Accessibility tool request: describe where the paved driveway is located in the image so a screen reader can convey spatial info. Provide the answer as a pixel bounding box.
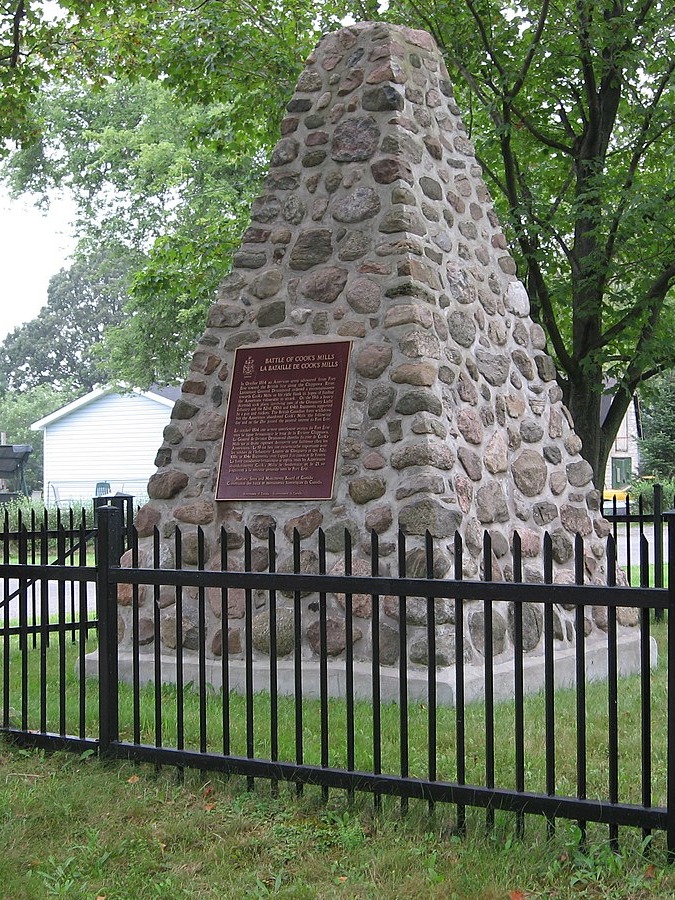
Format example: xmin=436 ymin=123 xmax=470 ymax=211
xmin=1 ymin=576 xmax=96 ymax=623
xmin=608 ymin=522 xmax=668 ymax=581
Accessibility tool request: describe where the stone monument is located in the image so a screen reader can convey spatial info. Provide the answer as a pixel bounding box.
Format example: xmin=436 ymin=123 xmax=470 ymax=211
xmin=117 ymin=21 xmax=640 ymax=696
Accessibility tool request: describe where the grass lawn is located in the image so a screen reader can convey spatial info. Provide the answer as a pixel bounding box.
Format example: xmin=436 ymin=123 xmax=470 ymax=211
xmin=1 ymin=745 xmax=675 ymax=899
xmin=2 ymin=618 xmax=675 ymax=898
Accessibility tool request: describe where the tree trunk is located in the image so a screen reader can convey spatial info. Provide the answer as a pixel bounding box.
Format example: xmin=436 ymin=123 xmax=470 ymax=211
xmin=565 ymin=367 xmax=605 ymax=488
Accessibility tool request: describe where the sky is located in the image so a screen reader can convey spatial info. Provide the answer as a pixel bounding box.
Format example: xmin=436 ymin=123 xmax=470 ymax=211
xmin=0 ymin=191 xmax=76 ymax=342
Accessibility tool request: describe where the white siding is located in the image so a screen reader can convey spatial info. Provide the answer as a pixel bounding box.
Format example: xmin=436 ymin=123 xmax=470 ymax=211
xmin=41 ymin=393 xmax=172 ymax=503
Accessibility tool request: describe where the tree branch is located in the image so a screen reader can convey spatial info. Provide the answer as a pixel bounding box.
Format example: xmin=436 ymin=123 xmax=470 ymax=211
xmin=508 ymin=0 xmax=551 ymax=100
xmin=525 ymin=254 xmax=575 ymax=373
xmin=508 ymin=100 xmax=573 ymax=154
xmin=574 ymin=0 xmax=599 ymax=119
xmin=600 ymin=260 xmax=675 ymax=350
xmin=602 ymin=60 xmax=675 ymax=271
xmin=464 ymin=0 xmax=506 ymax=81
xmin=10 ymin=0 xmax=25 ymax=68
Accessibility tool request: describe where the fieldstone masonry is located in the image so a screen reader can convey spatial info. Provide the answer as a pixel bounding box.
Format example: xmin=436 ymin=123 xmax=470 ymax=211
xmin=119 ymin=21 xmax=637 ymax=683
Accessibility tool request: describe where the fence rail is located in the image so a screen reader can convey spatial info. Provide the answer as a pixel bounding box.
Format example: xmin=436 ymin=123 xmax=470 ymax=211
xmin=601 ymin=483 xmax=673 ymax=591
xmin=1 ymin=501 xmax=675 ymax=853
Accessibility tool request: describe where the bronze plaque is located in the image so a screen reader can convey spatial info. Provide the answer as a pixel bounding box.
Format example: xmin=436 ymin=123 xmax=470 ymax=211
xmin=216 ymin=340 xmax=351 ymax=501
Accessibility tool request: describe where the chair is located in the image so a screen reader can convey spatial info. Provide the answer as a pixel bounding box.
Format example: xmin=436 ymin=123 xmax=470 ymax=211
xmin=95 ymin=481 xmax=111 ymax=497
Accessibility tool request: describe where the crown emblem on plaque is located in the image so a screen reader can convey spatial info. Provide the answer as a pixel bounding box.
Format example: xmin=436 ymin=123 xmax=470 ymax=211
xmin=242 ymin=356 xmax=255 ymax=377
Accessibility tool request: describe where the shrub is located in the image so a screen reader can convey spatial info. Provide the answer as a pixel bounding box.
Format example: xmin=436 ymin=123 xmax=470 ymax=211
xmin=1 ymin=497 xmax=91 ymax=529
xmin=624 ymin=478 xmax=675 ymax=513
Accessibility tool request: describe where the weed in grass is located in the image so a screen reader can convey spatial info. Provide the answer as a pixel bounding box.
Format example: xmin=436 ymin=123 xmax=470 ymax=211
xmin=536 ymin=825 xmax=664 ymax=898
xmin=409 ymin=831 xmax=447 ymax=886
xmin=35 ymin=855 xmax=79 ymax=898
xmin=320 ymin=809 xmax=367 ymax=852
xmin=251 ymin=871 xmax=285 ymax=897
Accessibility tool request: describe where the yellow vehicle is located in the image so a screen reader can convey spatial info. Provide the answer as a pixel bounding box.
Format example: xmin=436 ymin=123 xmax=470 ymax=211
xmin=603 ymin=489 xmax=628 ymax=503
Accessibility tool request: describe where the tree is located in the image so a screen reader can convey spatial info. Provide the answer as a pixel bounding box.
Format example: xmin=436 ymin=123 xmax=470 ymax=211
xmin=104 ymin=206 xmax=252 ymax=386
xmin=1 ymin=1 xmax=59 ymax=153
xmin=377 ymin=0 xmax=675 ymax=483
xmin=0 ymin=1 xmax=158 ymax=153
xmin=4 ymin=76 xmax=266 ymax=386
xmin=0 ymin=381 xmax=80 ymax=491
xmin=4 ymin=1 xmax=675 ymax=482
xmin=64 ymin=0 xmax=344 ymax=155
xmin=2 ymin=2 xmax=347 ymax=385
xmin=639 ymin=373 xmax=675 ymax=478
xmin=0 ymin=246 xmax=133 ymax=392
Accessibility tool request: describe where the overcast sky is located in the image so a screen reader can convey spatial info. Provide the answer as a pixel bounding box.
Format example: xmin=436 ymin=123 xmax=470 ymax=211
xmin=0 ymin=191 xmax=75 ymax=342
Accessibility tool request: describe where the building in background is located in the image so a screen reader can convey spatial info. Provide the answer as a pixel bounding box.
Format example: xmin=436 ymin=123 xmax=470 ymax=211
xmin=31 ymin=386 xmax=179 ymax=504
xmin=601 ymin=391 xmax=642 ymax=493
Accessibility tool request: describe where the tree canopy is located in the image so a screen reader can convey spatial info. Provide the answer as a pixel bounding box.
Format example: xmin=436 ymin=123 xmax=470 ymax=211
xmin=1 ymin=1 xmax=150 ymax=153
xmin=379 ymin=0 xmax=675 ymax=482
xmin=4 ymin=76 xmax=270 ymax=384
xmin=1 ymin=0 xmax=58 ymax=154
xmin=2 ymin=0 xmax=675 ymax=483
xmin=0 ymin=246 xmax=132 ymax=392
xmin=638 ymin=373 xmax=675 ymax=478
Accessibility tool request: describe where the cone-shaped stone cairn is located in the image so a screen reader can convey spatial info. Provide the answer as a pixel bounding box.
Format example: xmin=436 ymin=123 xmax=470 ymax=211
xmin=123 ymin=22 xmax=635 ymax=669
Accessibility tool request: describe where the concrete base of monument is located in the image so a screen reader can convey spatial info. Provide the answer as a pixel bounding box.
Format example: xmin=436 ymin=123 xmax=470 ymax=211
xmin=86 ymin=629 xmax=656 ymax=707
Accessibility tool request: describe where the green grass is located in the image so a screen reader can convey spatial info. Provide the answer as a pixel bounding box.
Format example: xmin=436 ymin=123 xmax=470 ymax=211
xmin=2 ymin=625 xmax=670 ymax=808
xmin=1 ymin=747 xmax=675 ymax=899
xmin=624 ymin=554 xmax=667 ymax=587
xmin=1 ymin=624 xmax=675 ymax=897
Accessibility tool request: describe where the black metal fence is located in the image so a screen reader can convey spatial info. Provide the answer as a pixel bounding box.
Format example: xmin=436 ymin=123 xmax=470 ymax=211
xmin=2 ymin=500 xmax=675 ymax=853
xmin=601 ymin=482 xmax=673 ymax=590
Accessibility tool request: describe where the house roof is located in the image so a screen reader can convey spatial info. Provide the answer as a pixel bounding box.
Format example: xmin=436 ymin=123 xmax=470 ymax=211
xmin=30 ymin=385 xmax=180 ymax=431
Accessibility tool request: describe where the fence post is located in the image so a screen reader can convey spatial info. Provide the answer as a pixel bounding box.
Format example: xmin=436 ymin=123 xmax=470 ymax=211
xmin=96 ymin=504 xmax=122 ymax=756
xmin=654 ymin=486 xmax=664 ymax=623
xmin=93 ymin=492 xmax=134 ymax=552
xmin=664 ymin=509 xmax=675 ymax=860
